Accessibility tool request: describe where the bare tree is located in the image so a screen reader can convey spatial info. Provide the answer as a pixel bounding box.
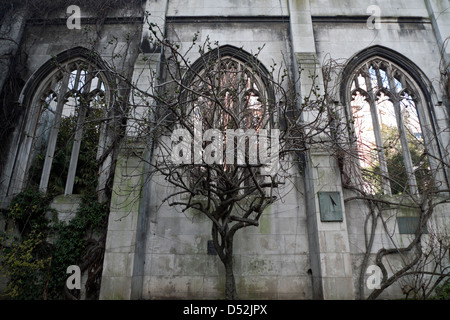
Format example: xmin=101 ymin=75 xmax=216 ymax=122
xmin=4 ymin=4 xmax=447 ymax=300
xmin=111 ymin=19 xmax=335 ymax=299
xmin=110 ymin=19 xmax=450 ymax=299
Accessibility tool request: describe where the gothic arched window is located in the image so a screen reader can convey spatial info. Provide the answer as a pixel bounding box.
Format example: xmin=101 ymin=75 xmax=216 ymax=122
xmin=10 ymin=50 xmax=115 ymax=197
xmin=173 ymin=46 xmax=277 ymax=193
xmin=348 ymin=56 xmax=430 ymax=195
xmin=189 ymin=55 xmax=269 ymax=133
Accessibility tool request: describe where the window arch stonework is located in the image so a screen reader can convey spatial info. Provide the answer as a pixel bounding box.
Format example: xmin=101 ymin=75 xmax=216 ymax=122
xmin=175 ymin=45 xmax=277 ymax=190
xmin=340 ymin=47 xmax=448 ymax=194
xmin=189 ymin=55 xmax=269 ymax=133
xmin=5 ymin=48 xmax=116 ymax=199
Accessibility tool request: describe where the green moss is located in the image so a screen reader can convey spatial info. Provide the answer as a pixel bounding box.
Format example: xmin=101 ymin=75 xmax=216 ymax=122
xmin=259 ymin=213 xmax=271 ymax=234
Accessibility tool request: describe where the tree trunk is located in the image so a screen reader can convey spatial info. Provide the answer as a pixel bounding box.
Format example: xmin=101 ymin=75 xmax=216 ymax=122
xmin=212 ymin=223 xmax=238 ymax=300
xmin=224 ymin=253 xmax=237 ymax=300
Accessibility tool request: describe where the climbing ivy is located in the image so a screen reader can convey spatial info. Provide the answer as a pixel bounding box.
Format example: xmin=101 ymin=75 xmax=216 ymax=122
xmin=0 ymin=189 xmax=108 ymax=300
xmin=434 ymin=282 xmax=450 ymax=300
xmin=46 ymin=194 xmax=108 ymax=299
xmin=0 ymin=0 xmax=138 ymax=300
xmin=0 ymin=228 xmax=51 ymax=299
xmin=3 ymin=187 xmax=56 ymax=233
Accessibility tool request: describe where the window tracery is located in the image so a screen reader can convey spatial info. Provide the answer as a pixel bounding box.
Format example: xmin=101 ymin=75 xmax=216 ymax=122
xmin=28 ymin=59 xmax=112 ymax=195
xmin=189 ymin=56 xmax=268 ymax=133
xmin=349 ymin=57 xmax=428 ymax=195
xmin=183 ymin=53 xmax=272 ymax=191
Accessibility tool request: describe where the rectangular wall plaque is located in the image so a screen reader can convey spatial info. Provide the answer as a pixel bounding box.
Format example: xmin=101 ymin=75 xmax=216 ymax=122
xmin=318 ymin=192 xmax=343 ymax=222
xmin=397 ymin=217 xmax=428 ymax=234
xmin=207 ymin=240 xmax=217 ymax=255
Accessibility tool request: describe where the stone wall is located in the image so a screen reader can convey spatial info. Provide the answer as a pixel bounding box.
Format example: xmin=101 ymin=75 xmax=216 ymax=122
xmin=132 ymin=165 xmax=312 ymax=300
xmin=1 ymin=0 xmax=449 ymax=300
xmin=100 ymin=0 xmax=450 ymax=300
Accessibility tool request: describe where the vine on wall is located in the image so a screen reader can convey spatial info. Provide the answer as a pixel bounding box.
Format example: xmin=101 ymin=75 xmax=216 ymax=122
xmin=0 ymin=0 xmax=143 ymax=299
xmin=0 ymin=188 xmax=109 ymax=299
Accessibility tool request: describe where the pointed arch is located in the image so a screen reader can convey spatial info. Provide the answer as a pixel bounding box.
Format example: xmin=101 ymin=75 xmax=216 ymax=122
xmin=340 ymin=45 xmax=437 ymax=109
xmin=340 ymin=45 xmax=449 ymax=194
xmin=170 ymin=45 xmax=278 ymax=189
xmin=19 ymin=46 xmax=115 ymax=107
xmin=184 ymin=45 xmax=275 ymax=108
xmin=3 ymin=47 xmax=117 ymax=199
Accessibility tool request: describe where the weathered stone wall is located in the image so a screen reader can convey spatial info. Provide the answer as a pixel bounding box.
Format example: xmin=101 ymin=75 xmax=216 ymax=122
xmin=310 ymin=0 xmax=449 ymax=299
xmin=0 ymin=2 xmax=144 ymax=298
xmin=100 ymin=0 xmax=450 ymax=300
xmin=136 ymin=165 xmax=311 ymax=300
xmin=0 ymin=4 xmax=144 ymax=205
xmin=1 ymin=0 xmax=449 ymax=300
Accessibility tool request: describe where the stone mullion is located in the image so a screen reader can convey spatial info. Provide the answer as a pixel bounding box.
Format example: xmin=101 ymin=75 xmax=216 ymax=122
xmin=390 ymin=98 xmax=419 ymax=195
xmin=64 ymin=68 xmax=95 ymax=195
xmin=64 ymin=102 xmax=88 ymax=195
xmin=395 ymin=102 xmax=418 ymax=194
xmin=364 ymin=72 xmax=392 ymax=195
xmin=39 ymin=71 xmax=70 ymax=193
xmin=385 ymin=67 xmax=418 ymax=195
